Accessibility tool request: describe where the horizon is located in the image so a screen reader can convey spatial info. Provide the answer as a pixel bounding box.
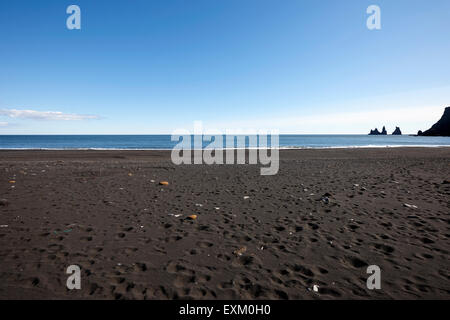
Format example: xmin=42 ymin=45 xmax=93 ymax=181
xmin=1 ymin=0 xmax=450 ymax=134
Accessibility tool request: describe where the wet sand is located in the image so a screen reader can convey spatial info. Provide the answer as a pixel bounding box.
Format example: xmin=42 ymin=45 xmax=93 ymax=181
xmin=0 ymin=148 xmax=449 ymax=299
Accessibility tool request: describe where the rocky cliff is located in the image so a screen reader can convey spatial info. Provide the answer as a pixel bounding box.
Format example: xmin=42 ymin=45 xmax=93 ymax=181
xmin=418 ymin=107 xmax=450 ymax=136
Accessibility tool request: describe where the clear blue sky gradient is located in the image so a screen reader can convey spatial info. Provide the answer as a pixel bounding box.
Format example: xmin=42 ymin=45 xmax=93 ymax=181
xmin=1 ymin=0 xmax=449 ymax=134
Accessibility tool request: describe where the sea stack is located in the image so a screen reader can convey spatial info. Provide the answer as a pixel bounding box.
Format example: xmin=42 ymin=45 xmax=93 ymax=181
xmin=392 ymin=127 xmax=402 ymax=135
xmin=369 ymin=126 xmax=388 ymax=135
xmin=418 ymin=107 xmax=450 ymax=136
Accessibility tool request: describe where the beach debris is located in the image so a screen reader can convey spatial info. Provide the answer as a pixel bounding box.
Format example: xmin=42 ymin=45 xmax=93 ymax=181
xmin=233 ymin=246 xmax=247 ymax=256
xmin=319 ymin=193 xmax=331 ymax=204
xmin=150 ymin=180 xmax=155 ymax=183
xmin=8 ymin=180 xmax=16 ymax=184
xmin=128 ymin=173 xmax=133 ymax=176
xmin=353 ymin=184 xmax=359 ymax=187
xmin=195 ymin=203 xmax=203 ymax=207
xmin=214 ymin=207 xmax=220 ymax=210
xmin=313 ymin=285 xmax=320 ymax=293
xmin=159 ymin=181 xmax=169 ymax=186
xmin=243 ymin=196 xmax=250 ymax=200
xmin=403 ymin=203 xmax=418 ymax=209
xmin=187 ymin=215 xmax=198 ymax=220
xmin=168 ymin=213 xmax=182 ymax=218
xmin=0 ymin=199 xmax=9 ymax=207
xmin=0 ymin=225 xmax=8 ymax=228
xmin=53 ymin=229 xmax=72 ymax=235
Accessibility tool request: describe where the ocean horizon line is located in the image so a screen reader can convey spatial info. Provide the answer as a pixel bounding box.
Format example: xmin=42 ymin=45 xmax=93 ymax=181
xmin=0 ymin=133 xmax=421 ymax=136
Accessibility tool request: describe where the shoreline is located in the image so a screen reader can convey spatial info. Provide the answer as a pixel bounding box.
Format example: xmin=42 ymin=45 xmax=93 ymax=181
xmin=0 ymin=145 xmax=450 ymax=151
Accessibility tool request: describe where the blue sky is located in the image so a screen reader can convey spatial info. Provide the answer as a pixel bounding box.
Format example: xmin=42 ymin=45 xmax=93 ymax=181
xmin=0 ymin=0 xmax=449 ymax=134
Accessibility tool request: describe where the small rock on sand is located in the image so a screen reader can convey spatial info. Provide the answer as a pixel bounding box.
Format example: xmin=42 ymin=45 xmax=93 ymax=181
xmin=159 ymin=181 xmax=169 ymax=186
xmin=319 ymin=194 xmax=330 ymax=204
xmin=233 ymin=246 xmax=247 ymax=256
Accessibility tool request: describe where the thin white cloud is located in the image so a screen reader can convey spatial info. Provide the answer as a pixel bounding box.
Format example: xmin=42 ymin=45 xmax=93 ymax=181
xmin=0 ymin=109 xmax=100 ymax=121
xmin=0 ymin=121 xmax=9 ymax=127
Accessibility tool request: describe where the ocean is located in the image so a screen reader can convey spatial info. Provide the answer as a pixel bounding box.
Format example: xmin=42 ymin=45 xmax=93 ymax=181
xmin=1 ymin=135 xmax=450 ymax=150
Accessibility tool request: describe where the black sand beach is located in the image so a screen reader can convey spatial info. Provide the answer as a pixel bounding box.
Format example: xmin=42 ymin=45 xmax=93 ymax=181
xmin=0 ymin=148 xmax=449 ymax=299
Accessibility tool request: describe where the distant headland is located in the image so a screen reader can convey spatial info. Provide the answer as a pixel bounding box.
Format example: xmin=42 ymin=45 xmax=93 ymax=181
xmin=417 ymin=106 xmax=450 ymax=137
